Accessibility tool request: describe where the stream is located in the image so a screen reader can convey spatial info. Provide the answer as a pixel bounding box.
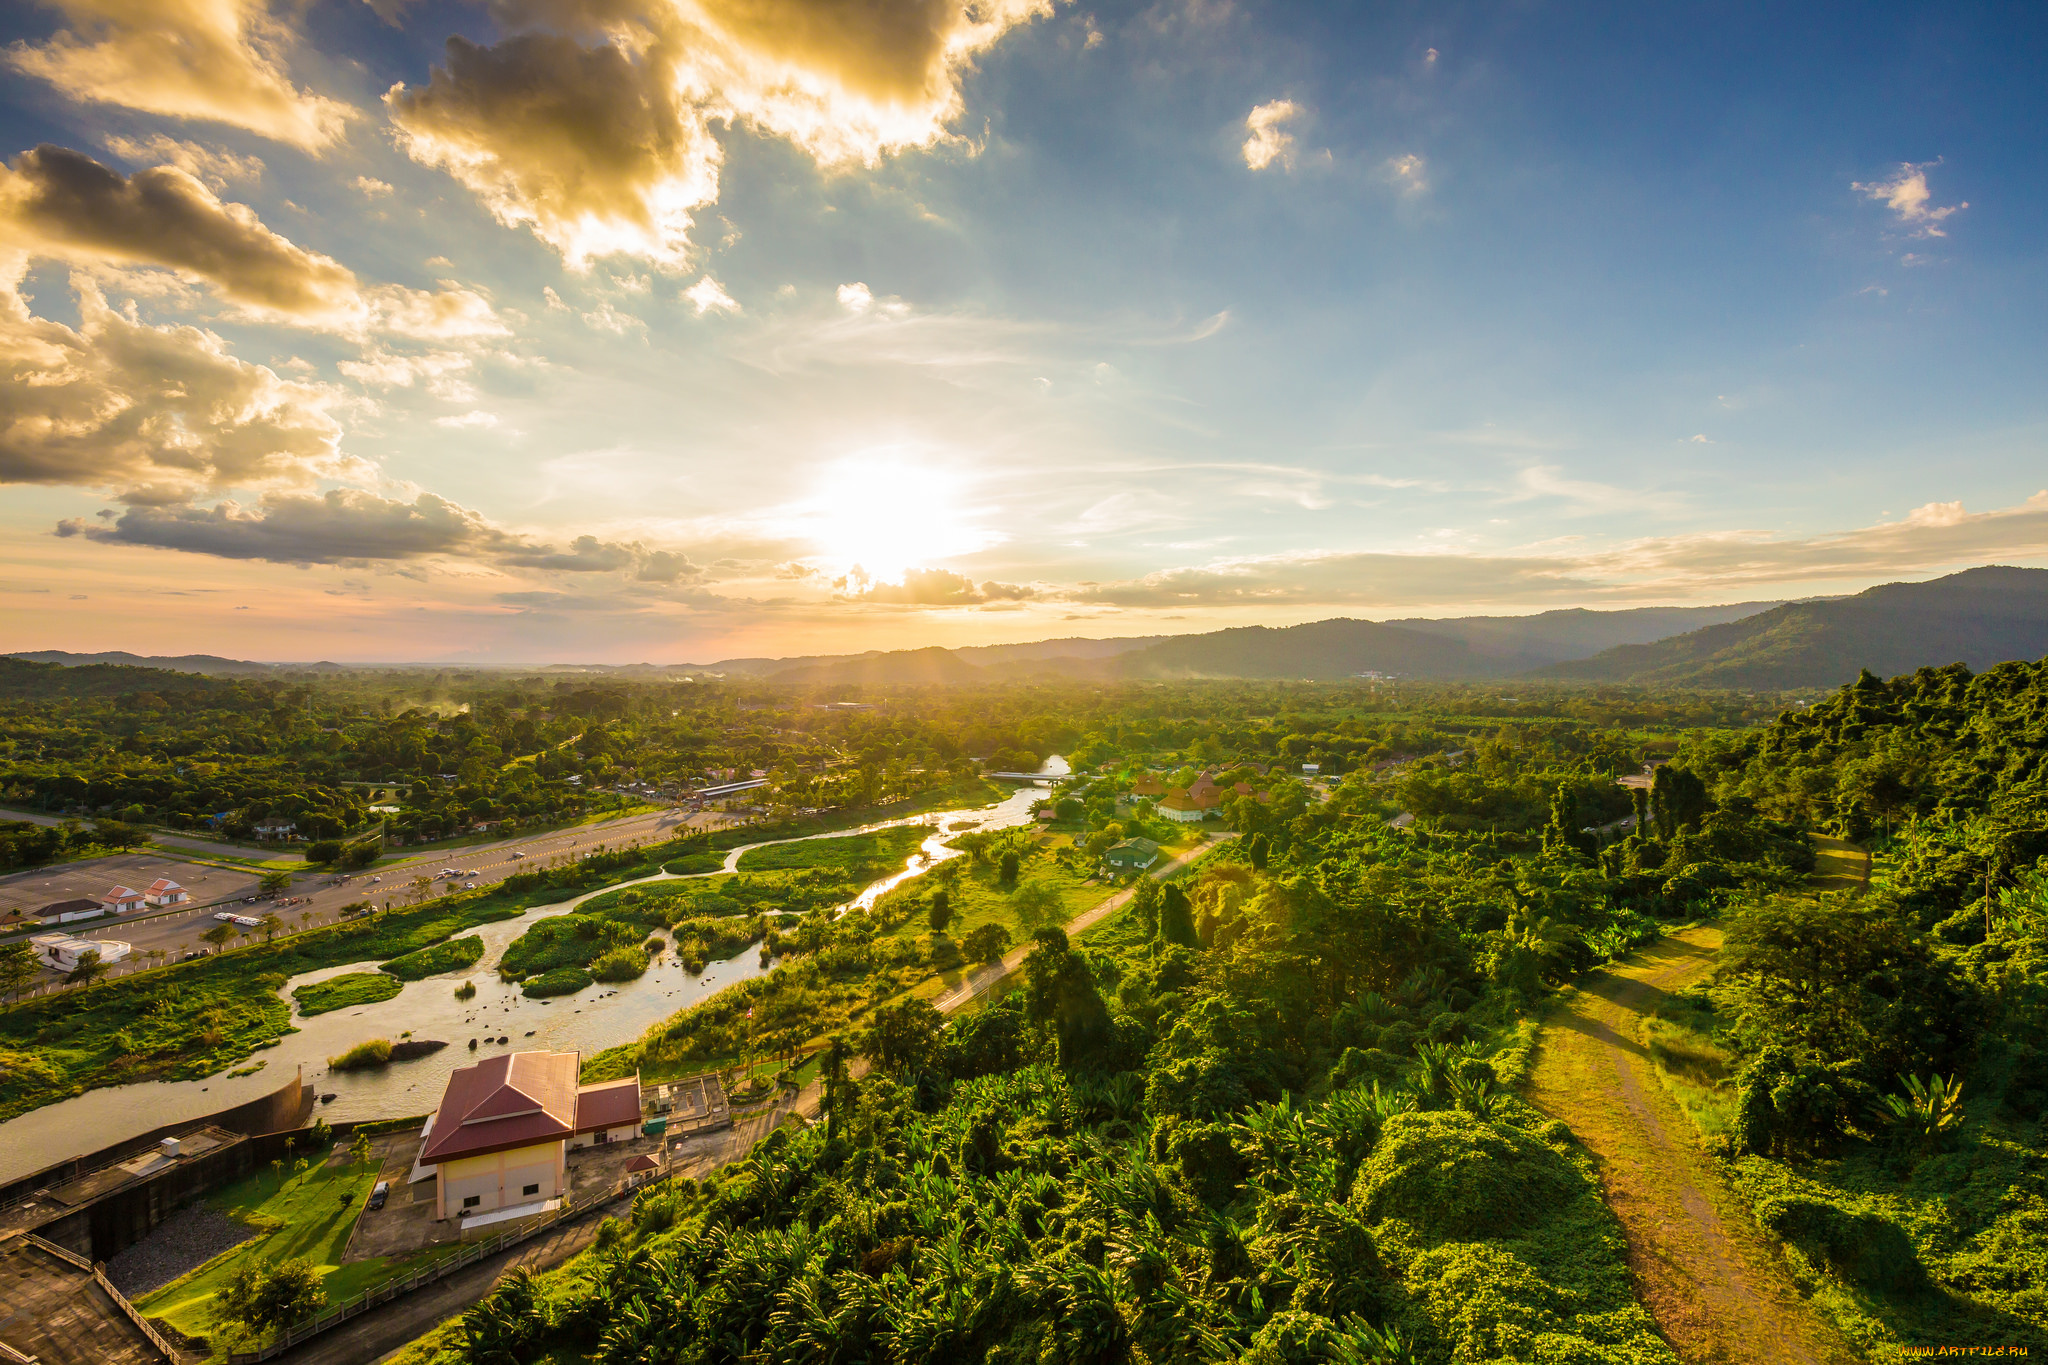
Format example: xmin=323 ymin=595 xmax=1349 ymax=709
xmin=0 ymin=765 xmax=1065 ymax=1185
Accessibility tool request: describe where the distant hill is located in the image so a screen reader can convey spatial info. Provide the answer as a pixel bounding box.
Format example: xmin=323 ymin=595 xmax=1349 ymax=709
xmin=1101 ymin=619 xmax=1482 ymax=680
xmin=1391 ymin=601 xmax=1786 ymax=671
xmin=0 ymin=657 xmax=229 ymax=699
xmin=7 ymin=649 xmax=281 ymax=676
xmin=1534 ymin=566 xmax=2048 ymax=688
xmin=769 ymin=646 xmax=990 ymax=686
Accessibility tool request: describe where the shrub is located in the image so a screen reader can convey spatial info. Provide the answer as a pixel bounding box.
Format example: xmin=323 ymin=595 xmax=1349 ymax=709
xmin=523 ymin=967 xmax=594 ymax=998
xmin=1355 ymin=1110 xmax=1580 ymax=1240
xmin=1752 ymin=1192 xmax=1927 ymax=1292
xmin=292 ymin=972 xmax=402 ymax=1016
xmin=590 ymin=946 xmax=650 ymax=982
xmin=328 ymin=1038 xmax=392 ymax=1071
xmin=381 ymin=935 xmax=485 ymax=981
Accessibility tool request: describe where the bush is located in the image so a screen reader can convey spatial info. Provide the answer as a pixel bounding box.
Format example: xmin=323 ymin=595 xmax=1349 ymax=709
xmin=304 ymin=839 xmax=343 ymax=865
xmin=523 ymin=967 xmax=594 ymax=998
xmin=590 ymin=946 xmax=650 ymax=982
xmin=328 ymin=1038 xmax=392 ymax=1071
xmin=1355 ymin=1110 xmax=1579 ymax=1240
xmin=1752 ymin=1192 xmax=1927 ymax=1292
xmin=381 ymin=935 xmax=484 ymax=981
xmin=292 ymin=972 xmax=401 ymax=1016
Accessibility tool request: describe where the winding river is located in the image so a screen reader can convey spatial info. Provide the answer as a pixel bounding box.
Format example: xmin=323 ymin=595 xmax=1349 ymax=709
xmin=0 ymin=766 xmax=1065 ymax=1185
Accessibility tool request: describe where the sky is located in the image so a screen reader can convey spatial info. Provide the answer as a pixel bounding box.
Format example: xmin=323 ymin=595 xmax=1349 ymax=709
xmin=1 ymin=0 xmax=2045 ymax=664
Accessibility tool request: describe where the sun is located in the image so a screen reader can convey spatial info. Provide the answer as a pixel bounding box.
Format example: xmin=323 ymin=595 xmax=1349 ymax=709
xmin=802 ymin=455 xmax=998 ymax=583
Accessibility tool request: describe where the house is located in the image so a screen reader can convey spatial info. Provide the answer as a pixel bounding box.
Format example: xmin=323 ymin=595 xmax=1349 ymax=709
xmin=252 ymin=820 xmax=296 ymax=840
xmin=1130 ymin=775 xmax=1165 ymax=798
xmin=145 ymin=879 xmax=188 ymax=907
xmin=417 ymin=1053 xmax=645 ymax=1222
xmin=1103 ymin=837 xmax=1161 ymax=872
xmin=31 ymin=933 xmax=131 ymax=971
xmin=1301 ymin=764 xmax=1320 ymax=775
xmin=623 ymin=1153 xmax=663 ymax=1189
xmin=96 ymin=886 xmax=145 ymax=915
xmin=1158 ymin=791 xmax=1206 ymax=824
xmin=567 ymin=1075 xmax=644 ymax=1149
xmin=1187 ymin=776 xmax=1222 ymax=809
xmin=40 ymin=897 xmax=104 ymax=923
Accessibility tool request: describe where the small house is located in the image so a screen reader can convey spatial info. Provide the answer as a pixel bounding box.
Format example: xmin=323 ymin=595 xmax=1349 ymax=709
xmin=41 ymin=897 xmax=103 ymax=923
xmin=1158 ymin=792 xmax=1205 ymax=824
xmin=252 ymin=820 xmax=297 ymax=840
xmin=31 ymin=934 xmax=131 ymax=971
xmin=1103 ymin=837 xmax=1161 ymax=872
xmin=97 ymin=886 xmax=145 ymax=915
xmin=145 ymin=879 xmax=188 ymax=907
xmin=624 ymin=1154 xmax=663 ymax=1189
xmin=419 ymin=1053 xmax=645 ymax=1223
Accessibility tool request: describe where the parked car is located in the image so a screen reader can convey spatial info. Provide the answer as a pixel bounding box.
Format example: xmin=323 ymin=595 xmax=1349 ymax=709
xmin=367 ymin=1180 xmax=389 ymax=1211
xmin=464 ymin=882 xmax=477 ymax=890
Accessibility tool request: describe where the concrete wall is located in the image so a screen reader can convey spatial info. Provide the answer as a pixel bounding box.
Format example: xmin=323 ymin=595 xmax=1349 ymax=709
xmin=0 ymin=1074 xmax=313 ymax=1209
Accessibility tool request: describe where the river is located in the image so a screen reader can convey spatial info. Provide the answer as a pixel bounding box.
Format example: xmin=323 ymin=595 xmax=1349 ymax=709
xmin=0 ymin=765 xmax=1066 ymax=1185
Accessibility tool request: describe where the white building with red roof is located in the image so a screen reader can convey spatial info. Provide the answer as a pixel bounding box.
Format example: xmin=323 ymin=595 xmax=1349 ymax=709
xmin=417 ymin=1052 xmax=644 ymax=1222
xmin=96 ymin=886 xmax=145 ymax=915
xmin=144 ymin=879 xmax=188 ymax=906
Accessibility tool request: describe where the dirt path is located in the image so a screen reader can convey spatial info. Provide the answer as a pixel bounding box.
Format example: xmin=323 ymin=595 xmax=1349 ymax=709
xmin=1528 ymin=927 xmax=1854 ymax=1365
xmin=1810 ymin=836 xmax=1871 ymax=893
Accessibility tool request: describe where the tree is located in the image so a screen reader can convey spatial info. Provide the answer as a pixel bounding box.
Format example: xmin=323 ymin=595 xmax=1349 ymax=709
xmin=1245 ymin=832 xmax=1270 ymax=872
xmin=202 ymin=923 xmax=238 ymax=953
xmin=926 ymin=891 xmax=953 ymax=936
xmin=350 ymin=1130 xmax=373 ymax=1172
xmin=859 ymin=997 xmax=944 ymax=1078
xmin=90 ymin=819 xmax=149 ymax=851
xmin=259 ymin=870 xmax=293 ymax=897
xmin=258 ymin=913 xmax=285 ymax=943
xmin=999 ymin=849 xmax=1020 ymax=885
xmin=340 ymin=839 xmax=381 ymax=870
xmin=1157 ymin=883 xmax=1198 ymax=948
xmin=0 ymin=943 xmax=38 ymax=1001
xmin=1023 ymin=928 xmax=1114 ymax=1068
xmin=68 ymin=948 xmax=109 ymax=988
xmin=304 ymin=839 xmax=344 ymax=865
xmin=961 ymin=922 xmax=1011 ymax=965
xmin=1010 ymin=874 xmax=1062 ymax=934
xmin=214 ymin=1257 xmax=326 ymax=1344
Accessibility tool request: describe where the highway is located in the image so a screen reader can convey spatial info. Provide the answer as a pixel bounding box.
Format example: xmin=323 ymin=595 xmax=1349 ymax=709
xmin=3 ymin=803 xmax=748 ymax=992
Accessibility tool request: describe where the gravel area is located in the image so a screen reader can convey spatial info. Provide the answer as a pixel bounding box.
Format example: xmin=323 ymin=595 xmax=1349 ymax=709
xmin=104 ymin=1203 xmax=262 ymax=1297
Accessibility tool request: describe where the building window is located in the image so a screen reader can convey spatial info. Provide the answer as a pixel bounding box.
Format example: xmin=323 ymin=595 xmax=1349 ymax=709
xmin=462 ymin=1195 xmax=481 ymax=1209
xmin=591 ymin=1130 xmax=606 ymax=1145
xmin=522 ymin=1183 xmax=540 ymax=1197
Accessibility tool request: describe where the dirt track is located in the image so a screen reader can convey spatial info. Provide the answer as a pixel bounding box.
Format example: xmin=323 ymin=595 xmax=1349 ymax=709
xmin=1528 ymin=927 xmax=1854 ymax=1365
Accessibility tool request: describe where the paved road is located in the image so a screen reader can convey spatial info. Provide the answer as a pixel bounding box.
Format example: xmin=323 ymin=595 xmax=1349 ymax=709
xmin=1 ymin=805 xmax=742 ymax=993
xmin=0 ymin=806 xmax=277 ymax=862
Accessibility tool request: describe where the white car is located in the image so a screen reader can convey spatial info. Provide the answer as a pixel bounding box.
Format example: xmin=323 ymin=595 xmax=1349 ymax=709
xmin=463 ymin=881 xmax=477 ymax=890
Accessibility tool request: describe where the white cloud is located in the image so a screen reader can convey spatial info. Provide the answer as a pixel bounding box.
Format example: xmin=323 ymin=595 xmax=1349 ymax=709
xmin=1853 ymin=161 xmax=1967 ymax=237
xmin=434 ymin=410 xmax=500 ymax=429
xmin=9 ymin=0 xmax=355 ymax=151
xmin=353 ymin=175 xmax=394 ymax=197
xmin=0 ymin=268 xmax=358 ymax=504
xmin=101 ymin=133 xmax=263 ymax=189
xmin=683 ymin=274 xmax=740 ymax=316
xmin=1242 ymin=99 xmax=1300 ymax=171
xmin=1384 ymin=152 xmax=1428 ymax=195
xmin=384 ymin=0 xmax=1053 ymax=266
xmin=837 ymin=281 xmax=875 ymax=313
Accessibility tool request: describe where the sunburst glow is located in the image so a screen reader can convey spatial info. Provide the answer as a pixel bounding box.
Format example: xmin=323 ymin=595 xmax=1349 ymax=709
xmin=799 ymin=455 xmax=999 ymax=582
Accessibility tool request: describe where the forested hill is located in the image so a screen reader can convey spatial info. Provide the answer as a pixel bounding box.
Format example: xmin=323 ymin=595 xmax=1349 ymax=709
xmin=1533 ymin=565 xmax=2048 ymax=688
xmin=0 ymin=656 xmax=230 ymax=700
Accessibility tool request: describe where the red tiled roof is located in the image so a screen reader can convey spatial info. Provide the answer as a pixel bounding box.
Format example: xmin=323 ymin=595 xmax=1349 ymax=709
xmin=574 ymin=1076 xmax=642 ymax=1133
xmin=421 ymin=1052 xmax=579 ymax=1164
xmin=100 ymin=886 xmax=142 ymax=902
xmin=625 ymin=1154 xmax=661 ymax=1173
xmin=147 ymin=879 xmax=183 ymax=894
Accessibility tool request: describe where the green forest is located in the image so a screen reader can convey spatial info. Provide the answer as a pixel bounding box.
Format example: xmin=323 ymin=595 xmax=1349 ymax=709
xmin=332 ymin=661 xmax=2040 ymax=1365
xmin=4 ymin=655 xmax=2044 ymax=1361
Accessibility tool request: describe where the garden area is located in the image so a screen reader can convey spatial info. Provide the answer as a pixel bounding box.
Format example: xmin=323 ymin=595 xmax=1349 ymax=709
xmin=134 ymin=1136 xmax=422 ymax=1355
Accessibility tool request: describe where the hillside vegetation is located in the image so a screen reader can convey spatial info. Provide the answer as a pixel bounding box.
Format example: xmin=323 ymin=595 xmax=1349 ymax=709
xmin=1539 ymin=566 xmax=2048 ymax=689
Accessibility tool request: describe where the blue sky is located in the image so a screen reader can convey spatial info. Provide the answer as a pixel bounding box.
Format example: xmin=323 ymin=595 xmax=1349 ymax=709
xmin=1 ymin=0 xmax=2043 ymax=661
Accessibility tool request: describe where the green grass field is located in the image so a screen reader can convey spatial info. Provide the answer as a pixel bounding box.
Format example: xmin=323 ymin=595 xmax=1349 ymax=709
xmin=134 ymin=1146 xmax=421 ymax=1347
xmin=291 ymin=972 xmax=402 ymax=1016
xmin=734 ymin=825 xmax=928 ymax=873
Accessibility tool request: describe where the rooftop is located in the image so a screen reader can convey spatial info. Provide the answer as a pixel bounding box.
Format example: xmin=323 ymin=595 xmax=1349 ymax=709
xmin=421 ymin=1051 xmax=579 ymax=1164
